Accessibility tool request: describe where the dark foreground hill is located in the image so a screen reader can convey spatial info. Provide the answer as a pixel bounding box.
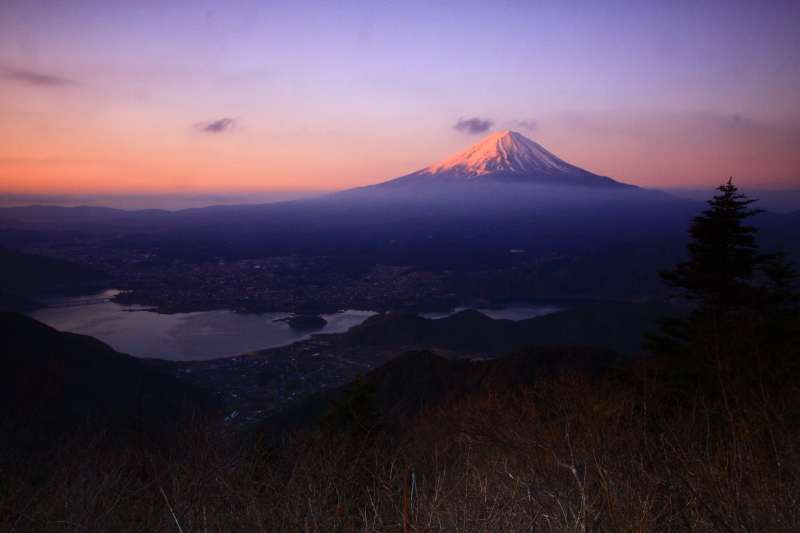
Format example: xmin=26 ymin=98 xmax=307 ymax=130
xmin=367 ymin=346 xmax=627 ymax=423
xmin=0 ymin=312 xmax=221 ymax=445
xmin=0 ymin=244 xmax=112 ymax=291
xmin=342 ymin=301 xmax=683 ymax=357
xmin=268 ymin=345 xmax=627 ymax=431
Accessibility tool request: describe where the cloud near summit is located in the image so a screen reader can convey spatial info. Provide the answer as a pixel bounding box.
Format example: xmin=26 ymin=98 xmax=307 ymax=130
xmin=453 ymin=117 xmax=493 ymax=135
xmin=506 ymin=119 xmax=537 ymax=132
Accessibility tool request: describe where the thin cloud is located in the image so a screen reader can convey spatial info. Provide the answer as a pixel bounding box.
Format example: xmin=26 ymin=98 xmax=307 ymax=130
xmin=453 ymin=117 xmax=493 ymax=135
xmin=506 ymin=119 xmax=537 ymax=132
xmin=2 ymin=67 xmax=72 ymax=86
xmin=194 ymin=118 xmax=236 ymax=133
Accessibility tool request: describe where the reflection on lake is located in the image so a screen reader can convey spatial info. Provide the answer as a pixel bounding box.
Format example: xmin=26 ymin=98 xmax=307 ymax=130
xmin=26 ymin=290 xmax=376 ymax=361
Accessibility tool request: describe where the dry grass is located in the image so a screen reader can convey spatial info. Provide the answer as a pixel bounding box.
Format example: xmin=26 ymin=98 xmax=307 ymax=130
xmin=2 ymin=371 xmax=799 ymax=532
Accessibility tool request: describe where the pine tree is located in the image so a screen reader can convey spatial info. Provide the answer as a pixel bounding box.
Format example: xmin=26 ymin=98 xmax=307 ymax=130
xmin=661 ymin=178 xmax=766 ymax=308
xmin=643 ymin=179 xmax=785 ymax=397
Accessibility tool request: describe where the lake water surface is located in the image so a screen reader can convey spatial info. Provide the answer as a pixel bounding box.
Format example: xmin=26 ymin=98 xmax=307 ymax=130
xmin=27 ymin=290 xmax=376 ymax=361
xmin=26 ymin=291 xmax=573 ymax=361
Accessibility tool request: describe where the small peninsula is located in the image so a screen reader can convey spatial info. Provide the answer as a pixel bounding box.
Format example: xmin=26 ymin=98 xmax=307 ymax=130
xmin=286 ymin=315 xmax=328 ymax=329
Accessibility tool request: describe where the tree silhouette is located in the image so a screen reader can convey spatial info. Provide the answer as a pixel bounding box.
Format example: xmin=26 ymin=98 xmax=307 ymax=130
xmin=644 ymin=179 xmax=799 ymax=399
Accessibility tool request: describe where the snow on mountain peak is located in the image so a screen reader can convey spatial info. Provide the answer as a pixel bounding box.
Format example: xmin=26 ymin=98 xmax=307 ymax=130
xmin=422 ymin=131 xmax=576 ymax=178
xmin=357 ymin=130 xmax=629 ymax=190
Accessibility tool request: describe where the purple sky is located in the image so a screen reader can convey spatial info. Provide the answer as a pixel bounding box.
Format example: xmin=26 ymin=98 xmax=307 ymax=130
xmin=1 ymin=0 xmax=798 ymax=197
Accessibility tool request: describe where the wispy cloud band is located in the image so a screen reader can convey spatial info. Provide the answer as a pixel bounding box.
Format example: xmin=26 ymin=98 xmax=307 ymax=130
xmin=2 ymin=66 xmax=72 ymax=86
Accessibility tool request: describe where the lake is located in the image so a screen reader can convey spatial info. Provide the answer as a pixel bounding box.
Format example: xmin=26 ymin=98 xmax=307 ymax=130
xmin=26 ymin=291 xmax=578 ymax=361
xmin=27 ymin=290 xmax=376 ymax=361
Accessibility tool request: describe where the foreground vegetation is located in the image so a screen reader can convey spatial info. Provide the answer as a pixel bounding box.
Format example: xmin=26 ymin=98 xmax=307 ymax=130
xmin=2 ymin=368 xmax=799 ymax=532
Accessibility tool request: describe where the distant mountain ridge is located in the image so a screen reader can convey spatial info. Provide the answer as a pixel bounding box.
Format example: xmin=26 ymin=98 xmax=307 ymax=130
xmin=0 ymin=245 xmax=111 ymax=291
xmin=342 ymin=301 xmax=683 ymax=358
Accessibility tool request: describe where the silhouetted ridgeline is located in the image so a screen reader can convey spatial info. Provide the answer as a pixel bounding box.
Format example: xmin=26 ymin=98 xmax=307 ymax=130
xmin=266 ymin=345 xmax=627 ymax=431
xmin=368 ymin=346 xmax=626 ymax=422
xmin=343 ymin=301 xmax=682 ymax=357
xmin=234 ymin=300 xmax=680 ymax=431
xmin=0 ymin=312 xmax=221 ymax=443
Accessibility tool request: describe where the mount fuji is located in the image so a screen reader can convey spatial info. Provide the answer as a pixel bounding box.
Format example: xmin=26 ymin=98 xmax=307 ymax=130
xmin=364 ymin=131 xmax=633 ymax=190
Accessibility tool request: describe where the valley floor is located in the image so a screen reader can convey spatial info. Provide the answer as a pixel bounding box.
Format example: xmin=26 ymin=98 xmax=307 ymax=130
xmin=151 ymin=334 xmax=472 ymax=425
xmin=19 ymin=238 xmax=563 ymax=314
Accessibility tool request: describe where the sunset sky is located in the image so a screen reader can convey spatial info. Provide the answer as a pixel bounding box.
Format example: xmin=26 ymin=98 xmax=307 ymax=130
xmin=1 ymin=0 xmax=799 ymax=198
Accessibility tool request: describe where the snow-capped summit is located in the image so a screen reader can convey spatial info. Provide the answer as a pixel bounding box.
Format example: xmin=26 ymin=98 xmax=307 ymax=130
xmin=375 ymin=131 xmax=629 ymax=188
xmin=421 ymin=131 xmax=577 ymax=178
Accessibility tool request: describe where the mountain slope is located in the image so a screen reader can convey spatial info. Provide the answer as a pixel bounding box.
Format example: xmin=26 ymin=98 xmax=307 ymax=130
xmin=0 ymin=312 xmax=221 ymax=440
xmin=0 ymin=245 xmax=112 ymax=291
xmin=368 ymin=346 xmax=627 ymax=423
xmin=267 ymin=345 xmax=628 ymax=431
xmin=365 ymin=131 xmax=630 ymax=188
